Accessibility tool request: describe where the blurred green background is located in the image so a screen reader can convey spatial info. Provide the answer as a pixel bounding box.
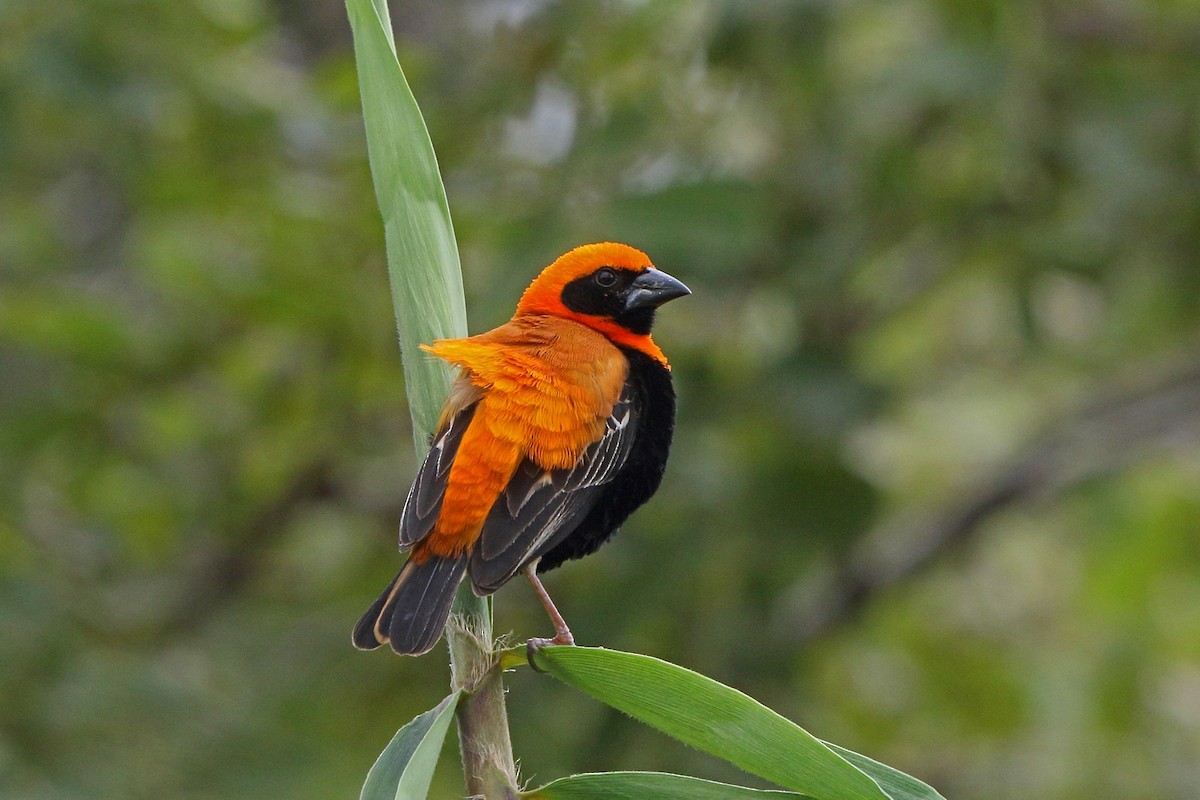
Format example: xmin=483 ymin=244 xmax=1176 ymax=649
xmin=3 ymin=1 xmax=1200 ymax=798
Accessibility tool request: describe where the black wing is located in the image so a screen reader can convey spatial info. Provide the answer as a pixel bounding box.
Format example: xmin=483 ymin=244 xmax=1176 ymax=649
xmin=397 ymin=403 xmax=477 ymax=549
xmin=537 ymin=348 xmax=675 ymax=572
xmin=468 ymin=381 xmax=640 ymax=592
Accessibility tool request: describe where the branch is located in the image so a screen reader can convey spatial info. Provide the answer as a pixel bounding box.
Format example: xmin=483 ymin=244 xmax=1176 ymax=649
xmin=447 ymin=605 xmax=519 ymax=799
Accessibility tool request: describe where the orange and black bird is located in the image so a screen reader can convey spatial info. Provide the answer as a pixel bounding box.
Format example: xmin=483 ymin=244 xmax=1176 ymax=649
xmin=353 ymin=242 xmax=689 ymax=655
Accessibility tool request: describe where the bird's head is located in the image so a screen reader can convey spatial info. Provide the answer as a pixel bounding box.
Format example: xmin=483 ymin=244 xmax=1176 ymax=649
xmin=515 ymin=242 xmax=690 ymax=362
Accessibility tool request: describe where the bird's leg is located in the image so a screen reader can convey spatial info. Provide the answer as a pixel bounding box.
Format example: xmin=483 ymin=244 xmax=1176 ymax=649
xmin=524 ymin=563 xmax=575 ymax=652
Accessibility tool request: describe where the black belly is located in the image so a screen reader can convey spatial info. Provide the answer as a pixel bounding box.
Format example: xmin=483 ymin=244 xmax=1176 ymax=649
xmin=537 ymin=348 xmax=676 ymax=572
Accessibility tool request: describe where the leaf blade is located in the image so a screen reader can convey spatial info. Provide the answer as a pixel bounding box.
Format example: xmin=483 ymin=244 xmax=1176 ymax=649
xmin=524 ymin=771 xmax=809 ymax=800
xmin=344 ymin=0 xmax=468 ymax=446
xmin=360 ymin=691 xmax=462 ymax=800
xmin=529 ymin=646 xmax=931 ymax=800
xmin=821 ymin=744 xmax=945 ymax=800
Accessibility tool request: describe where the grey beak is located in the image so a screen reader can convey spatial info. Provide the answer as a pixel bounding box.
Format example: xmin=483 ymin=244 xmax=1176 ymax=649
xmin=624 ymin=268 xmax=691 ymax=311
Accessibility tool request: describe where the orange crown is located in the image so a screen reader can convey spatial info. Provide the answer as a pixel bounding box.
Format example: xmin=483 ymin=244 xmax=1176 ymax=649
xmin=513 ymin=242 xmax=667 ymax=365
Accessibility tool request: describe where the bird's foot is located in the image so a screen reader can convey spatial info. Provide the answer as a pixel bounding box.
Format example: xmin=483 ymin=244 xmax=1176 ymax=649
xmin=525 ymin=630 xmax=575 ymax=672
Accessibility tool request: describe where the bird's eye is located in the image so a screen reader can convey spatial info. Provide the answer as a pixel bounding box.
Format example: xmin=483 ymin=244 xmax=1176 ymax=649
xmin=594 ymin=268 xmax=617 ymax=287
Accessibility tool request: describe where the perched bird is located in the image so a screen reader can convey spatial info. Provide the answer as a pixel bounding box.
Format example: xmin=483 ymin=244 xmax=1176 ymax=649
xmin=353 ymin=242 xmax=689 ymax=655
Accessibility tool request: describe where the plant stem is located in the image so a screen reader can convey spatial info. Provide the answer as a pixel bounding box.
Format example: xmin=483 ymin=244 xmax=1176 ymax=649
xmin=447 ymin=589 xmax=519 ymax=798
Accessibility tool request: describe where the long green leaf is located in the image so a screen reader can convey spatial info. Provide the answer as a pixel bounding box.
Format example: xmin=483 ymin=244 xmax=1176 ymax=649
xmin=345 ymin=0 xmax=467 ymax=447
xmin=529 ymin=647 xmax=944 ymax=800
xmin=346 ymin=0 xmax=490 ymax=641
xmin=344 ymin=2 xmax=503 ymax=790
xmin=360 ymin=691 xmax=462 ymax=800
xmin=524 ymin=771 xmax=807 ymax=800
xmin=820 ymin=744 xmax=943 ymax=800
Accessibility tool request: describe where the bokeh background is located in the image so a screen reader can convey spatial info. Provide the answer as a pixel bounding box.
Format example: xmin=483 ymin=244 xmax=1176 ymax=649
xmin=3 ymin=1 xmax=1200 ymax=797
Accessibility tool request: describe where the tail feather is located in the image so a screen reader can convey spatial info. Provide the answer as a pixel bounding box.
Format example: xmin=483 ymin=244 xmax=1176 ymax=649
xmin=352 ymin=572 xmax=398 ymax=650
xmin=352 ymin=554 xmax=467 ymax=655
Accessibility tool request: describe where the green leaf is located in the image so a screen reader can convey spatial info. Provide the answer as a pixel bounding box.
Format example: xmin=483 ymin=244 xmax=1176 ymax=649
xmin=344 ymin=0 xmax=468 ymax=447
xmin=529 ymin=647 xmax=944 ymax=800
xmin=820 ymin=744 xmax=942 ymax=800
xmin=347 ymin=0 xmax=494 ymax=674
xmin=497 ymin=644 xmax=529 ymax=672
xmin=524 ymin=771 xmax=806 ymax=800
xmin=360 ymin=691 xmax=462 ymax=800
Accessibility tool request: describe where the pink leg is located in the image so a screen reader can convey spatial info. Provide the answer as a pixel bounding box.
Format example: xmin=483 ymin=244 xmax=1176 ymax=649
xmin=524 ymin=564 xmax=574 ymax=646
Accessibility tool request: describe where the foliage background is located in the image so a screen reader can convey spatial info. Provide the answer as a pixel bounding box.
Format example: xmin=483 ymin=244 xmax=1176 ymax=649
xmin=3 ymin=1 xmax=1200 ymax=798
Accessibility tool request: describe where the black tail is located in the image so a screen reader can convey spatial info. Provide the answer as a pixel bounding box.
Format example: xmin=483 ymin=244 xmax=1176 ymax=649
xmin=352 ymin=554 xmax=467 ymax=655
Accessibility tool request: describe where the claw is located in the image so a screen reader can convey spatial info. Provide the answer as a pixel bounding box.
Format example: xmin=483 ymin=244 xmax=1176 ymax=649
xmin=525 ymin=631 xmax=575 ymax=672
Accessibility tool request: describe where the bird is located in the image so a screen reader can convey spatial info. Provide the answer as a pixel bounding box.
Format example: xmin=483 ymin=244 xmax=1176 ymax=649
xmin=353 ymin=242 xmax=690 ymax=656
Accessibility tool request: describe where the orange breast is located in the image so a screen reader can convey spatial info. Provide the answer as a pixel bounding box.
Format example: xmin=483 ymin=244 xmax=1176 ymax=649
xmin=414 ymin=316 xmax=629 ymax=559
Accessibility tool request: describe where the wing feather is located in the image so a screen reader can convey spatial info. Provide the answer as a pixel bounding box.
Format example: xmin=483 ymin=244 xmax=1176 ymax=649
xmin=397 ymin=401 xmax=478 ymax=549
xmin=468 ymin=381 xmax=640 ymax=591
